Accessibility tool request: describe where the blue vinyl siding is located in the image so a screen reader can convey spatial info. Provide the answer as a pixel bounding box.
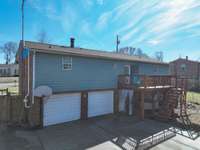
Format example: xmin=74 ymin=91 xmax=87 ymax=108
xmin=35 ymin=52 xmax=169 ymax=92
xmin=138 ymin=63 xmax=169 ymax=75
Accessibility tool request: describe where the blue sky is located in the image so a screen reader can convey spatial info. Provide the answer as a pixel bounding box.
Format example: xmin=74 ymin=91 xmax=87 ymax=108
xmin=0 ymin=0 xmax=200 ymax=63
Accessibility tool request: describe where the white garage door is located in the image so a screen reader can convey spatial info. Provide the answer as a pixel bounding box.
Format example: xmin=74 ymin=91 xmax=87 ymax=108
xmin=88 ymin=91 xmax=114 ymax=117
xmin=43 ymin=93 xmax=81 ymax=126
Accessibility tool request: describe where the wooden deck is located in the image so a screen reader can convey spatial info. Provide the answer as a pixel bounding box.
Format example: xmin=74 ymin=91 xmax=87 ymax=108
xmin=118 ymin=75 xmax=186 ymax=90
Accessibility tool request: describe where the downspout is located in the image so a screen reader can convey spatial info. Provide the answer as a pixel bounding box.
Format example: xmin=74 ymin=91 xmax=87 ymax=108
xmin=32 ymin=50 xmax=35 ymax=104
xmin=24 ymin=47 xmax=31 ymax=108
xmin=21 ymin=0 xmax=30 ymax=108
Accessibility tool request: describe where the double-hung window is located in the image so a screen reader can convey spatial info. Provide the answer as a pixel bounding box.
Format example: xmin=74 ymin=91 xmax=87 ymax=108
xmin=62 ymin=56 xmax=72 ymax=70
xmin=181 ymin=64 xmax=186 ymax=72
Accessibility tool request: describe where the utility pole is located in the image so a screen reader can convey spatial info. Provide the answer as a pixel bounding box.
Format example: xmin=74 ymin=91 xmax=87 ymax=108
xmin=116 ymin=35 xmax=120 ymax=53
xmin=21 ymin=0 xmax=25 ymax=47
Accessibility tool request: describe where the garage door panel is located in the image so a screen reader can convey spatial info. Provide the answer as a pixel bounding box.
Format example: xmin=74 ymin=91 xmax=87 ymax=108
xmin=88 ymin=91 xmax=114 ymax=117
xmin=43 ymin=93 xmax=81 ymax=126
xmin=44 ymin=98 xmax=80 ymax=110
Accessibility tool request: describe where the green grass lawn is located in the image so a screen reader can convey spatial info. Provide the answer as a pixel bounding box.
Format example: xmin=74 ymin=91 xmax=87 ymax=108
xmin=0 ymin=86 xmax=18 ymax=95
xmin=8 ymin=86 xmax=19 ymax=94
xmin=187 ymin=91 xmax=200 ymax=104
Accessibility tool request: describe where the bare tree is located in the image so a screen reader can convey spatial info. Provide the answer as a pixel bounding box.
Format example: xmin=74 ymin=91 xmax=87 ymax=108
xmin=37 ymin=30 xmax=49 ymax=43
xmin=0 ymin=42 xmax=17 ymax=64
xmin=119 ymin=47 xmax=136 ymax=56
xmin=135 ymin=48 xmax=149 ymax=58
xmin=119 ymin=47 xmax=150 ymax=58
xmin=135 ymin=48 xmax=143 ymax=56
xmin=154 ymin=51 xmax=164 ymax=62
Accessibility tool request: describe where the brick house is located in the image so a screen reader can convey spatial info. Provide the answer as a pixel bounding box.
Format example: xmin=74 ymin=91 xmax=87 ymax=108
xmin=169 ymin=56 xmax=200 ymax=90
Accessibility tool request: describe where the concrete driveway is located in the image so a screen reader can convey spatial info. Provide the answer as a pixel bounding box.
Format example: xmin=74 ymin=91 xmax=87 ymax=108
xmin=1 ymin=115 xmax=200 ymax=150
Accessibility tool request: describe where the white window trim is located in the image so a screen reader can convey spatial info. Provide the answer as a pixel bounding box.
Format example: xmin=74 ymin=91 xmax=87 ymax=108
xmin=62 ymin=56 xmax=72 ymax=71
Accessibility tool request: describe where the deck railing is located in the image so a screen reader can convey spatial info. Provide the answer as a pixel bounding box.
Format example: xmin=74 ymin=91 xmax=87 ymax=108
xmin=118 ymin=75 xmax=179 ymax=88
xmin=140 ymin=75 xmax=176 ymax=87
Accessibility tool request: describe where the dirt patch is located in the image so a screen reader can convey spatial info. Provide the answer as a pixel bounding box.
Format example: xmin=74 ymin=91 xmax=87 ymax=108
xmin=187 ymin=103 xmax=200 ymax=126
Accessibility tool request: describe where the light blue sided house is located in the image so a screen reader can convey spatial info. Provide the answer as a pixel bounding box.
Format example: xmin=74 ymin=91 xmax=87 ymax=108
xmin=19 ymin=39 xmax=169 ymax=127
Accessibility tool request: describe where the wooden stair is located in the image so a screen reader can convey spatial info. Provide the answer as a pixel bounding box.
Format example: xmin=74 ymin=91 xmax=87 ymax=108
xmin=156 ymin=87 xmax=199 ymax=139
xmin=156 ymin=88 xmax=181 ymax=121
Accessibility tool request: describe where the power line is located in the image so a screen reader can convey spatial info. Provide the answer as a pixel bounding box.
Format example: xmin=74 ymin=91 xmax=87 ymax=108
xmin=21 ymin=0 xmax=25 ymax=47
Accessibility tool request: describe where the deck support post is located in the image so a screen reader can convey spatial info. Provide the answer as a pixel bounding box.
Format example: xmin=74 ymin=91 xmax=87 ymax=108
xmin=152 ymin=91 xmax=156 ymax=117
xmin=81 ymin=91 xmax=88 ymax=120
xmin=114 ymin=89 xmax=119 ymax=114
xmin=125 ymin=93 xmax=130 ymax=115
xmin=139 ymin=90 xmax=144 ymax=120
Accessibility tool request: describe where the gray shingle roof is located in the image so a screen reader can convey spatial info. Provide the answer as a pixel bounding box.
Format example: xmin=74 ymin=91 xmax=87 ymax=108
xmin=22 ymin=41 xmax=168 ymax=65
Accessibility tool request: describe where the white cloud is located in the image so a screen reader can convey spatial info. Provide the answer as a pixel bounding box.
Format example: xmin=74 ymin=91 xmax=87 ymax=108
xmin=149 ymin=0 xmax=197 ymax=33
xmin=117 ymin=0 xmax=200 ymax=45
xmin=112 ymin=0 xmax=139 ymax=22
xmin=148 ymin=1 xmax=200 ymax=38
xmin=80 ymin=21 xmax=92 ymax=36
xmin=60 ymin=6 xmax=78 ymax=33
xmin=82 ymin=0 xmax=94 ymax=10
xmin=82 ymin=0 xmax=105 ymax=9
xmin=96 ymin=0 xmax=104 ymax=5
xmin=147 ymin=40 xmax=160 ymax=45
xmin=27 ymin=0 xmax=200 ymax=46
xmin=95 ymin=0 xmax=138 ymax=31
xmin=44 ymin=3 xmax=60 ymax=21
xmin=28 ymin=1 xmax=78 ymax=33
xmin=118 ymin=0 xmax=162 ymax=42
xmin=28 ymin=0 xmax=59 ymax=21
xmin=96 ymin=11 xmax=112 ymax=30
xmin=121 ymin=27 xmax=140 ymax=42
xmin=27 ymin=0 xmax=42 ymax=12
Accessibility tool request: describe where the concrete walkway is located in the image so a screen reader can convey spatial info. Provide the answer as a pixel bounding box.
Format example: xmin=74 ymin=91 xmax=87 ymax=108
xmin=151 ymin=135 xmax=200 ymax=150
xmin=0 ymin=115 xmax=200 ymax=150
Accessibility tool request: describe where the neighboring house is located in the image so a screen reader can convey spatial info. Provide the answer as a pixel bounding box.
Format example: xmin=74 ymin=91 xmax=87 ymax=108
xmin=18 ymin=39 xmax=170 ymax=127
xmin=170 ymin=56 xmax=200 ymax=89
xmin=0 ymin=64 xmax=19 ymax=77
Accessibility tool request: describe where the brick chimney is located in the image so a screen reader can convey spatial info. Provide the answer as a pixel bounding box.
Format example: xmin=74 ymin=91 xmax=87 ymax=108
xmin=70 ymin=37 xmax=75 ymax=48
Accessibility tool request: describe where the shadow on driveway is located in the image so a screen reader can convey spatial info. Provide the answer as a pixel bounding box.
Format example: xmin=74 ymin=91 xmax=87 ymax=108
xmin=0 ymin=114 xmax=177 ymax=150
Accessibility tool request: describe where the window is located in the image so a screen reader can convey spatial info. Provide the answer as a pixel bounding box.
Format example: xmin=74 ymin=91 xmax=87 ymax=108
xmin=62 ymin=56 xmax=72 ymax=70
xmin=132 ymin=64 xmax=139 ymax=74
xmin=181 ymin=64 xmax=186 ymax=72
xmin=3 ymin=69 xmax=6 ymax=75
xmin=124 ymin=65 xmax=131 ymax=75
xmin=8 ymin=68 xmax=11 ymax=75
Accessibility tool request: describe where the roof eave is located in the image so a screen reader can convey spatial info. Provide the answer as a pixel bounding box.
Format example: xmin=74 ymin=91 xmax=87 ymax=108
xmin=24 ymin=41 xmax=169 ymax=65
xmin=32 ymin=48 xmax=168 ymax=65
